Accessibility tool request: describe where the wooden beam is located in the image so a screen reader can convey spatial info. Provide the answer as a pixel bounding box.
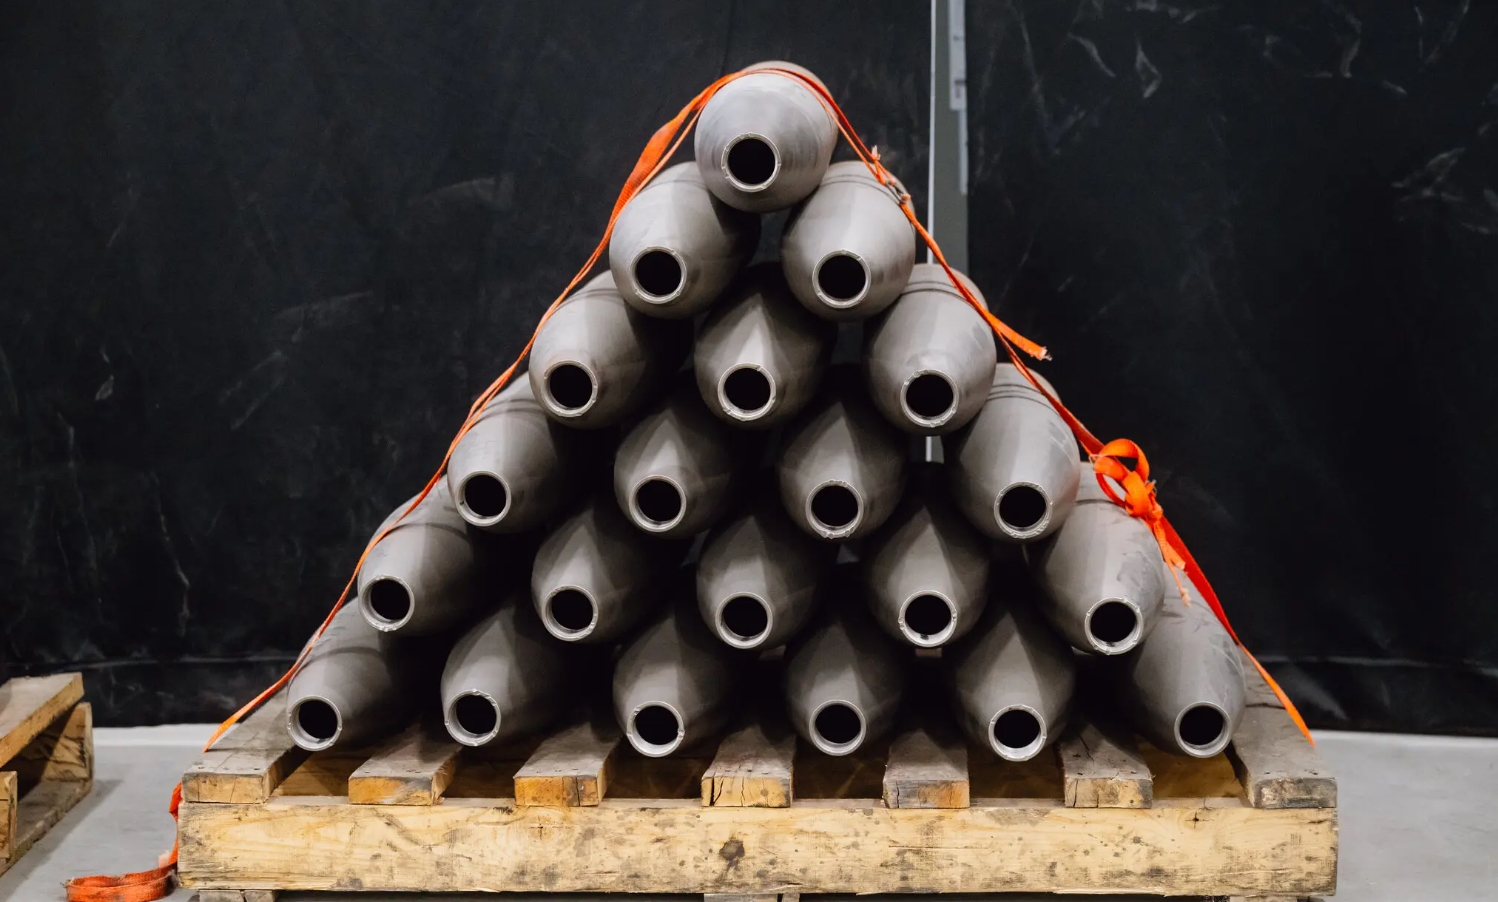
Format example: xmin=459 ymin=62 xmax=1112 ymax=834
xmin=198 ymin=890 xmax=280 ymax=902
xmin=882 ymin=727 xmax=969 ymax=809
xmin=183 ymin=694 xmax=307 ymax=804
xmin=1059 ymin=722 xmax=1152 ymax=809
xmin=348 ymin=723 xmax=461 ymax=805
xmin=701 ymin=721 xmax=794 ymax=808
xmin=177 ymin=798 xmax=1337 ymax=896
xmin=13 ymin=703 xmax=92 ymax=784
xmin=512 ymin=718 xmax=620 ymax=807
xmin=1229 ymin=707 xmax=1337 ymax=809
xmin=0 ymin=777 xmax=92 ymax=879
xmin=0 ymin=771 xmax=15 ymax=864
xmin=0 ymin=674 xmax=84 ymax=767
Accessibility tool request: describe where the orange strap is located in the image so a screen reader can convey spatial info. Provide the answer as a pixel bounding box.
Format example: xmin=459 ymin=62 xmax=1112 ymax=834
xmin=67 ymin=63 xmax=1306 ymax=902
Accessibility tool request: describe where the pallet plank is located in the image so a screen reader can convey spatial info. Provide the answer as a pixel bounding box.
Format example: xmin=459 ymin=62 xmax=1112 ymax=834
xmin=348 ymin=723 xmax=460 ymax=805
xmin=1229 ymin=707 xmax=1337 ymax=809
xmin=0 ymin=777 xmax=93 ymax=879
xmin=177 ymin=798 xmax=1337 ymax=896
xmin=183 ymin=695 xmax=308 ymax=804
xmin=1241 ymin=649 xmax=1285 ymax=708
xmin=882 ymin=727 xmax=969 ymax=809
xmin=199 ymin=891 xmax=280 ymax=902
xmin=513 ymin=718 xmax=620 ymax=807
xmin=1059 ymin=722 xmax=1153 ymax=809
xmin=701 ymin=721 xmax=794 ymax=808
xmin=0 ymin=771 xmax=15 ymax=863
xmin=0 ymin=674 xmax=84 ymax=767
xmin=13 ymin=703 xmax=92 ymax=783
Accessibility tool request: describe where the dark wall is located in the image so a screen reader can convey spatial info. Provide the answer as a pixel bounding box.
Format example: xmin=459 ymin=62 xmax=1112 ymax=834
xmin=965 ymin=0 xmax=1498 ymax=734
xmin=0 ymin=1 xmax=928 ymax=723
xmin=3 ymin=1 xmax=1495 ymax=734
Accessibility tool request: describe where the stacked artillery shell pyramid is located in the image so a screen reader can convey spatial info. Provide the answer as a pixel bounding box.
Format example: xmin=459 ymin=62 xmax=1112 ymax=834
xmin=285 ymin=61 xmax=1247 ymax=767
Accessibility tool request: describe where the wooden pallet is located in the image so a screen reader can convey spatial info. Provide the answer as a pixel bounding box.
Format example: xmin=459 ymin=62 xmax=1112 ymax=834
xmin=178 ymin=653 xmax=1336 ymax=899
xmin=0 ymin=673 xmax=93 ymax=879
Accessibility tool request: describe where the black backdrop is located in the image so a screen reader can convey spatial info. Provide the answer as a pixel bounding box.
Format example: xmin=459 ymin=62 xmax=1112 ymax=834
xmin=1 ymin=1 xmax=1494 ymax=733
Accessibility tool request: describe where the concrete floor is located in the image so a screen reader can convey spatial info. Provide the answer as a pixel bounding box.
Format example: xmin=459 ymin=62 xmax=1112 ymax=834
xmin=1 ymin=728 xmax=1493 ymax=902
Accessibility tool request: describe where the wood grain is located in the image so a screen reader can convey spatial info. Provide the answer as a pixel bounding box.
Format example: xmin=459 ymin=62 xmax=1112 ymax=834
xmin=0 ymin=771 xmax=15 ymax=863
xmin=177 ymin=797 xmax=1337 ymax=896
xmin=0 ymin=674 xmax=84 ymax=767
xmin=13 ymin=703 xmax=92 ymax=784
xmin=0 ymin=777 xmax=93 ymax=879
xmin=512 ymin=718 xmax=620 ymax=807
xmin=701 ymin=721 xmax=794 ymax=807
xmin=348 ymin=723 xmax=460 ymax=805
xmin=183 ymin=694 xmax=308 ymax=804
xmin=1229 ymin=707 xmax=1337 ymax=809
xmin=882 ymin=727 xmax=969 ymax=809
xmin=1059 ymin=723 xmax=1152 ymax=808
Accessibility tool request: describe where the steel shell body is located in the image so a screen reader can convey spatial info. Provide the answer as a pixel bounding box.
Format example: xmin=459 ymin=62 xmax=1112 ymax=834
xmin=945 ymin=584 xmax=1076 ymax=761
xmin=862 ymin=475 xmax=991 ymax=647
xmin=529 ymin=272 xmax=690 ymax=429
xmin=447 ymin=377 xmax=577 ymax=533
xmin=864 ymin=264 xmax=997 ymax=434
xmin=531 ymin=497 xmax=665 ymax=644
xmin=440 ymin=594 xmax=571 ymax=747
xmin=694 ymin=264 xmax=833 ymax=429
xmin=1026 ymin=464 xmax=1166 ymax=655
xmin=613 ymin=382 xmax=740 ymax=538
xmin=286 ymin=604 xmax=419 ymax=751
xmin=1116 ymin=568 xmax=1246 ymax=758
xmin=949 ymin=364 xmax=1080 ymax=542
xmin=613 ymin=595 xmax=741 ymax=757
xmin=357 ymin=480 xmax=479 ymax=636
xmin=782 ymin=161 xmax=917 ymax=321
xmin=694 ymin=62 xmax=837 ymax=213
xmin=696 ymin=496 xmax=832 ymax=650
xmin=777 ymin=375 xmax=908 ymax=541
xmin=609 ymin=162 xmax=759 ymax=318
xmin=783 ymin=599 xmax=907 ymax=757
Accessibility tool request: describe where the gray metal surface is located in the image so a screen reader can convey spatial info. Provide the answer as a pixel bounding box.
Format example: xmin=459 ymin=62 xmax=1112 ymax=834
xmin=945 ymin=576 xmax=1076 ymax=761
xmin=693 ymin=263 xmax=834 ymax=428
xmin=694 ymin=61 xmax=837 ymax=213
xmin=861 ymin=472 xmax=990 ymax=647
xmin=613 ymin=381 xmax=740 ymax=538
xmin=613 ymin=593 xmax=742 ymax=758
xmin=1026 ymin=463 xmax=1165 ymax=655
xmin=783 ymin=594 xmax=908 ymax=756
xmin=530 ymin=496 xmax=666 ymax=644
xmin=528 ymin=272 xmax=691 ymax=429
xmin=696 ymin=494 xmax=832 ymax=650
xmin=285 ymin=603 xmax=420 ymax=751
xmin=863 ymin=264 xmax=996 ymax=434
xmin=608 ymin=162 xmax=759 ymax=319
xmin=948 ymin=363 xmax=1080 ymax=542
xmin=357 ymin=480 xmax=479 ymax=636
xmin=1113 ymin=565 xmax=1246 ymax=758
xmin=440 ymin=593 xmax=571 ymax=747
xmin=446 ymin=377 xmax=578 ymax=534
xmin=782 ymin=161 xmax=918 ymax=321
xmin=777 ymin=372 xmax=908 ymax=541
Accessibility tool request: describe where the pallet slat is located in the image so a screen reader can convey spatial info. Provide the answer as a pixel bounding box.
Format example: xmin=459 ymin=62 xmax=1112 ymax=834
xmin=0 ymin=771 xmax=15 ymax=862
xmin=1059 ymin=722 xmax=1152 ymax=808
xmin=13 ymin=702 xmax=92 ymax=784
xmin=0 ymin=674 xmax=84 ymax=767
xmin=882 ymin=727 xmax=969 ymax=809
xmin=513 ymin=718 xmax=620 ymax=807
xmin=183 ymin=695 xmax=307 ymax=804
xmin=1229 ymin=707 xmax=1337 ymax=809
xmin=348 ymin=723 xmax=460 ymax=805
xmin=701 ymin=721 xmax=795 ymax=808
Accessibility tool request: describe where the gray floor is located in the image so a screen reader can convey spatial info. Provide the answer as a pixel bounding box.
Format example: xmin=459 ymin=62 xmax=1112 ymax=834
xmin=1 ymin=727 xmax=1493 ymax=902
